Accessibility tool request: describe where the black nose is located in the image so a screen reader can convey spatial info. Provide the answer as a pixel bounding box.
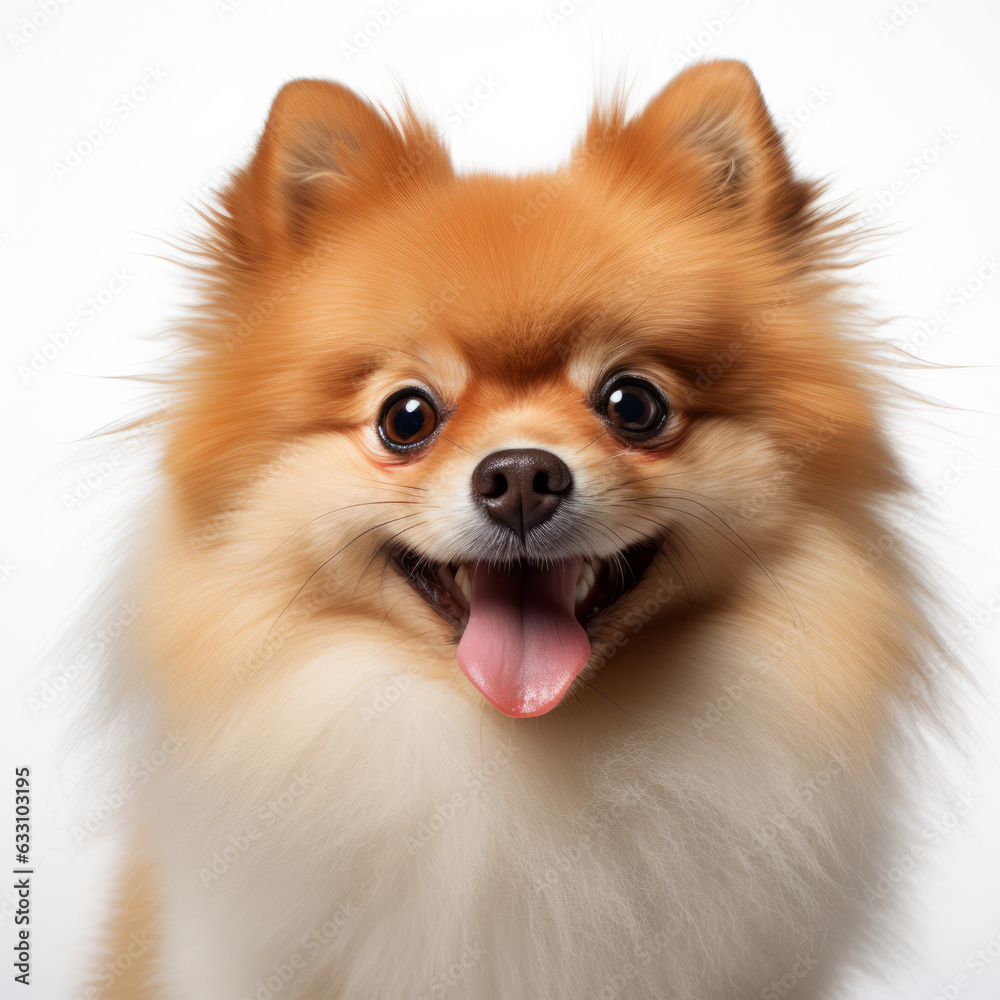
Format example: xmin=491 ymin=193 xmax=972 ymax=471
xmin=471 ymin=448 xmax=572 ymax=540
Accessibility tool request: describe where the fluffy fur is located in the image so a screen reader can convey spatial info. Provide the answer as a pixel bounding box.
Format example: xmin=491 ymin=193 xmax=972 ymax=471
xmin=90 ymin=61 xmax=946 ymax=998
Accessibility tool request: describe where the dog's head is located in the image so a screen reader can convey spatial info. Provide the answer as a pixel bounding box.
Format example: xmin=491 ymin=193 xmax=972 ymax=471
xmin=169 ymin=62 xmax=897 ymax=718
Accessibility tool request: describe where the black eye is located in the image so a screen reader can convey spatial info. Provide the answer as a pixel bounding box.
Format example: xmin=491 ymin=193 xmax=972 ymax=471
xmin=378 ymin=390 xmax=438 ymax=451
xmin=600 ymin=376 xmax=668 ymax=440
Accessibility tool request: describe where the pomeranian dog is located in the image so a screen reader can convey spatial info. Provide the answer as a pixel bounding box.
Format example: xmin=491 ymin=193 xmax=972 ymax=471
xmin=90 ymin=60 xmax=945 ymax=999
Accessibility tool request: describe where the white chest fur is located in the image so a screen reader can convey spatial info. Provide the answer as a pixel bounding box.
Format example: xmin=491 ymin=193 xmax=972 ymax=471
xmin=149 ymin=642 xmax=886 ymax=1000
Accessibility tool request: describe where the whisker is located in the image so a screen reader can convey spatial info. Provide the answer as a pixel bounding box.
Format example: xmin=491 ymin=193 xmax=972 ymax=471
xmin=354 ymin=521 xmax=430 ymax=596
xmin=588 ymin=523 xmax=632 ymax=584
xmin=263 ymin=512 xmax=421 ymax=644
xmin=571 ymin=429 xmax=609 ymax=457
xmin=597 ymin=484 xmax=810 ymax=673
xmin=580 ymin=678 xmax=638 ymax=724
xmin=371 ymin=594 xmax=407 ymax=654
xmin=258 ymin=498 xmax=424 ymax=565
xmin=630 ymin=500 xmax=809 ymax=659
xmin=615 ymin=509 xmax=707 ymax=599
xmin=654 ymin=538 xmax=698 ymax=616
xmin=569 ymin=687 xmax=591 ymax=723
xmin=439 ymin=436 xmax=471 ymax=454
xmin=360 ymin=626 xmax=450 ymax=666
xmin=617 ymin=490 xmax=739 ymax=520
xmin=588 ymin=478 xmax=742 ymax=522
xmin=336 ymin=471 xmax=428 ymax=491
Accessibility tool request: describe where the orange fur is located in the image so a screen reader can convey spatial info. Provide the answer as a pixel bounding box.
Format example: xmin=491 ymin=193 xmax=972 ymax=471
xmin=92 ymin=61 xmax=946 ymax=999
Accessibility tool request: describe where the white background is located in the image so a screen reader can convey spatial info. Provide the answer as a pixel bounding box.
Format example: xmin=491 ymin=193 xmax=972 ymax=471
xmin=1 ymin=0 xmax=998 ymax=997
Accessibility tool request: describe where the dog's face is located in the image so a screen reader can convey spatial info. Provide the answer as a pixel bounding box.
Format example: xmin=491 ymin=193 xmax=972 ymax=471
xmin=170 ymin=62 xmax=894 ymax=718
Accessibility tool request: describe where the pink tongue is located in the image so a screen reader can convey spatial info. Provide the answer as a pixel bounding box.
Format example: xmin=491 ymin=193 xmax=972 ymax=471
xmin=456 ymin=557 xmax=592 ymax=718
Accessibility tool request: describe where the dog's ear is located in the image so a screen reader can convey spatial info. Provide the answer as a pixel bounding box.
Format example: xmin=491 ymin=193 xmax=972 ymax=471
xmin=227 ymin=80 xmax=450 ymax=253
xmin=587 ymin=61 xmax=807 ymax=226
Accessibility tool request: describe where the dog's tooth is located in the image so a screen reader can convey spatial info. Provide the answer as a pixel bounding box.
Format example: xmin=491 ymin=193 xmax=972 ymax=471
xmin=454 ymin=564 xmax=472 ymax=604
xmin=575 ymin=560 xmax=597 ymax=606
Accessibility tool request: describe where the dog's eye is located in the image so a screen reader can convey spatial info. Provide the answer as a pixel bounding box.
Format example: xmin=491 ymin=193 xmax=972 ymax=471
xmin=599 ymin=376 xmax=668 ymax=440
xmin=378 ymin=390 xmax=438 ymax=450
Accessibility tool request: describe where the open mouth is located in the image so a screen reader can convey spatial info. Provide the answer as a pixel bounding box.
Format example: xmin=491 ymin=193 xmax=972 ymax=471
xmin=392 ymin=541 xmax=657 ymax=718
